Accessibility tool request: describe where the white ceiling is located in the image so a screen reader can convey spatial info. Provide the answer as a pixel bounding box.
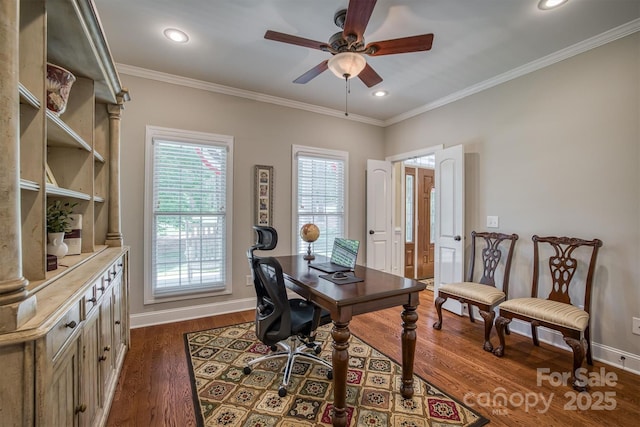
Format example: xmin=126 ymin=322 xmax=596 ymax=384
xmin=95 ymin=0 xmax=640 ymax=125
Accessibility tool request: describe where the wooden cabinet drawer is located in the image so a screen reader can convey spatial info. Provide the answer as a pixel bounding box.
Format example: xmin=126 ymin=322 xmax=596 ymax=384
xmin=114 ymin=255 xmax=125 ymax=275
xmin=109 ymin=256 xmax=125 ymax=280
xmin=83 ymin=285 xmax=98 ymax=318
xmin=102 ymin=256 xmax=124 ymax=292
xmin=46 ymin=303 xmax=81 ymax=360
xmin=96 ymin=275 xmax=109 ymax=298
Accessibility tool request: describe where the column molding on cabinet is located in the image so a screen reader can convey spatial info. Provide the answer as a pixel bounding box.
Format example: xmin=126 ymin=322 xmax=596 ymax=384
xmin=105 ymin=91 xmax=127 ymax=247
xmin=0 ymin=0 xmax=37 ymax=331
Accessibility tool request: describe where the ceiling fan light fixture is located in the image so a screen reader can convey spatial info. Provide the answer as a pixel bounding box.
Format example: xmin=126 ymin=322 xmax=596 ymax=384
xmin=328 ymin=52 xmax=366 ymax=79
xmin=538 ymin=0 xmax=568 ymax=10
xmin=373 ymin=90 xmax=388 ymax=97
xmin=163 ymin=28 xmax=189 ymax=43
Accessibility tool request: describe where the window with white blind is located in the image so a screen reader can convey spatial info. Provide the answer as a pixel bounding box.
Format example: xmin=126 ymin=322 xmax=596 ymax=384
xmin=292 ymin=145 xmax=348 ymax=256
xmin=144 ymin=126 xmax=233 ymax=303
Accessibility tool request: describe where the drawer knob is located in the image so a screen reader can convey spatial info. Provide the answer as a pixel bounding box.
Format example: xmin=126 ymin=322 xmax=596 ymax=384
xmin=75 ymin=404 xmax=87 ymax=414
xmin=88 ymin=297 xmax=97 ymax=303
xmin=98 ymin=286 xmax=106 ymax=292
xmin=98 ymin=355 xmax=107 ymax=362
xmin=115 ymin=320 xmax=121 ymax=325
xmin=104 ymin=345 xmax=111 ymax=352
xmin=110 ymin=271 xmax=117 ymax=277
xmin=105 ymin=277 xmax=112 ymax=283
xmin=118 ymin=263 xmax=123 ymax=267
xmin=65 ymin=320 xmax=77 ymax=329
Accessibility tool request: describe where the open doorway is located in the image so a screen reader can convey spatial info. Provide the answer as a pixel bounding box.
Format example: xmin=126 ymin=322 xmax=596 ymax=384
xmin=367 ymin=145 xmax=464 ymax=310
xmin=403 ymin=156 xmax=435 ymax=280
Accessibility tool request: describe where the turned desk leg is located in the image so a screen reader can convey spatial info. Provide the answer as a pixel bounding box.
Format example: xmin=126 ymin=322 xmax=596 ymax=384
xmin=331 ymin=321 xmax=350 ymax=427
xmin=401 ymin=304 xmax=418 ymax=399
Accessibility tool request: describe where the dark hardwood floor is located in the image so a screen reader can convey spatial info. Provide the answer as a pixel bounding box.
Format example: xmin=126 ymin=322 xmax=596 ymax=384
xmin=106 ymin=291 xmax=639 ymax=426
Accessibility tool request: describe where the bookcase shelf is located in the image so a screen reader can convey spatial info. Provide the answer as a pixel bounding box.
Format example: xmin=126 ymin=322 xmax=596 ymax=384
xmin=45 ymin=184 xmax=92 ymax=201
xmin=46 ymin=110 xmax=92 ymax=151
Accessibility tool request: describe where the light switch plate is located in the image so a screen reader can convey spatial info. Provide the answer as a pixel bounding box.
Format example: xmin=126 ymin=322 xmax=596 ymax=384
xmin=486 ymin=216 xmax=499 ymax=228
xmin=633 ymin=317 xmax=640 ymax=336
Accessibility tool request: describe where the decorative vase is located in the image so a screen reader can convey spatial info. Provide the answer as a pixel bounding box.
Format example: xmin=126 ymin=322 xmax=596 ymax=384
xmin=46 ymin=63 xmax=76 ymax=116
xmin=47 ymin=232 xmax=69 ymax=259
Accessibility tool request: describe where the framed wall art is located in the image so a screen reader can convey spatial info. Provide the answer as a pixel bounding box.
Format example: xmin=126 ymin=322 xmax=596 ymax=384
xmin=254 ymin=165 xmax=273 ymax=226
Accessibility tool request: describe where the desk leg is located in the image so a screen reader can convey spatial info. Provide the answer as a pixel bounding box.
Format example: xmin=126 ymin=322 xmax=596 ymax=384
xmin=331 ymin=321 xmax=350 ymax=427
xmin=400 ymin=304 xmax=418 ymax=398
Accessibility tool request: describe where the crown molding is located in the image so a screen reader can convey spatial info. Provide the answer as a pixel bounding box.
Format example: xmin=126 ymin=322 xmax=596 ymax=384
xmin=116 ymin=63 xmax=385 ymax=127
xmin=384 ymin=18 xmax=640 ymax=127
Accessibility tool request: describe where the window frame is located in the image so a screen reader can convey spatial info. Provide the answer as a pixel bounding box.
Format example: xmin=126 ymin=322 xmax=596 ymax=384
xmin=143 ymin=125 xmax=234 ymax=304
xmin=291 ymin=144 xmax=349 ymax=255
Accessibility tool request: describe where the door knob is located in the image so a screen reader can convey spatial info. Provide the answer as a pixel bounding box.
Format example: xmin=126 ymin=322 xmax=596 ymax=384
xmin=369 ymin=230 xmax=375 ymax=235
xmin=454 ymin=235 xmax=462 ymax=241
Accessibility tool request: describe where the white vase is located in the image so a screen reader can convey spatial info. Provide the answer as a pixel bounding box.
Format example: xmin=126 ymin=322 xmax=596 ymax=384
xmin=47 ymin=232 xmax=69 ymax=259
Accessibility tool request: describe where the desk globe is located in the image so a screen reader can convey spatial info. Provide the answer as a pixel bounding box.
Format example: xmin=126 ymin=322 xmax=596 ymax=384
xmin=300 ymin=223 xmax=320 ymax=261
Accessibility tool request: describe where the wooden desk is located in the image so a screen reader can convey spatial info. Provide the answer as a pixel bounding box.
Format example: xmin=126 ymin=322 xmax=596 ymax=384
xmin=275 ymin=255 xmax=426 ymax=427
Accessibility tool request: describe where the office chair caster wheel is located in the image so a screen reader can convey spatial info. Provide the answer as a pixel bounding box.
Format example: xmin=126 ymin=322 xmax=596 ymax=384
xmin=270 ymin=345 xmax=278 ymax=351
xmin=327 ymin=370 xmax=333 ymax=380
xmin=243 ymin=367 xmax=252 ymax=375
xmin=314 ymin=346 xmax=322 ymax=355
xmin=278 ymin=386 xmax=287 ymax=397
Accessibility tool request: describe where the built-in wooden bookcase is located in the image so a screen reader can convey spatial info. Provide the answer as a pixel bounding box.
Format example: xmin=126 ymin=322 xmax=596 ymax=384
xmin=1 ymin=1 xmax=130 ymax=425
xmin=15 ymin=0 xmax=129 ymax=289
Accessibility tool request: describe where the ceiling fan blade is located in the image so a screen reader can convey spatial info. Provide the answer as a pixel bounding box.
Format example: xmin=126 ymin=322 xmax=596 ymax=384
xmin=366 ymin=34 xmax=434 ymax=56
xmin=264 ymin=30 xmax=328 ymax=51
xmin=343 ymin=0 xmax=377 ymax=43
xmin=293 ymin=60 xmax=329 ymax=84
xmin=358 ymin=63 xmax=383 ymax=88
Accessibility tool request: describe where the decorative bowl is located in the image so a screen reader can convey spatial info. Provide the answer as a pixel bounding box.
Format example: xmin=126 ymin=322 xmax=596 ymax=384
xmin=46 ymin=63 xmax=76 ymax=115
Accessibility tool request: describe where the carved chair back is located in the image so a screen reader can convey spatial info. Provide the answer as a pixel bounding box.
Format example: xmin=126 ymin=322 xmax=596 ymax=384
xmin=467 ymin=231 xmax=519 ymax=296
xmin=531 ymin=236 xmax=602 ymax=314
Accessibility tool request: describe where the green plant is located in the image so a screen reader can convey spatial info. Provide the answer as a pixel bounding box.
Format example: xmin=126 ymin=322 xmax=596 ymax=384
xmin=46 ymin=201 xmax=77 ymax=233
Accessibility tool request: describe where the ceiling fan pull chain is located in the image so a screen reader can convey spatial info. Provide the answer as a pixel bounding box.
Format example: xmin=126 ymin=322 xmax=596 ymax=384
xmin=344 ymin=75 xmax=349 ymax=116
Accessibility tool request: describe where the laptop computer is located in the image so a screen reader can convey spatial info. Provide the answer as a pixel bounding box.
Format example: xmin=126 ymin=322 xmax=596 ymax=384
xmin=309 ymin=238 xmax=360 ymax=273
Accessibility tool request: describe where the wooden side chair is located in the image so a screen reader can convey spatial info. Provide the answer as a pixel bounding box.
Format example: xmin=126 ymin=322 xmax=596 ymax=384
xmin=493 ymin=235 xmax=603 ymax=391
xmin=433 ymin=231 xmax=519 ymax=352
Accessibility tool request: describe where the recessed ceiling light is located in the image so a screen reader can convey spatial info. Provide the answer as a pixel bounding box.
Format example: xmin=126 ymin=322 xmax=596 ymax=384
xmin=372 ymin=90 xmax=388 ymax=97
xmin=538 ymin=0 xmax=568 ymax=10
xmin=163 ymin=28 xmax=189 ymax=43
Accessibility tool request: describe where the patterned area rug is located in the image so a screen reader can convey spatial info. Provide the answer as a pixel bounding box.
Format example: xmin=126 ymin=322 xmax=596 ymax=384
xmin=185 ymin=322 xmax=488 ymax=427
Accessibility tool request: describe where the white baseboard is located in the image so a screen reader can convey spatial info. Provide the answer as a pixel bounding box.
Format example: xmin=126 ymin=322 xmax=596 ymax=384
xmin=130 ymin=297 xmax=255 ymax=329
xmin=506 ymin=319 xmax=640 ymax=376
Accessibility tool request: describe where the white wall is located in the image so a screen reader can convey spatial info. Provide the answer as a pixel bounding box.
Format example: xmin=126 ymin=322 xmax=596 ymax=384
xmin=385 ymin=33 xmax=640 ymax=356
xmin=119 ymin=74 xmax=385 ymax=317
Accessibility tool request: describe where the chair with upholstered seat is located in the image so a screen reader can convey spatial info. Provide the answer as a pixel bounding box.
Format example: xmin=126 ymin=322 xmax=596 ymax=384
xmin=433 ymin=231 xmax=519 ymax=352
xmin=493 ymin=235 xmax=602 ymax=391
xmin=244 ymin=226 xmax=333 ymax=397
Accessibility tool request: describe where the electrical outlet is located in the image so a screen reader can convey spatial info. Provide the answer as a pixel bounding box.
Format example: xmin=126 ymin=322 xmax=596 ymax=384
xmin=633 ymin=317 xmax=640 ymax=336
xmin=486 ymin=216 xmax=499 ymax=228
xmin=246 ymin=275 xmax=253 ymax=287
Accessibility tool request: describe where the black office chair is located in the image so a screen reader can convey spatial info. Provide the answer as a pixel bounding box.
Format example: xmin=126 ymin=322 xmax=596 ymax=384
xmin=244 ymin=226 xmax=333 ymax=397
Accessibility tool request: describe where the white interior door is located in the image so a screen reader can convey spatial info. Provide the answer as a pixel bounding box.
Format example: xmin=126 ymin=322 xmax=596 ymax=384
xmin=366 ymin=159 xmax=392 ymax=272
xmin=435 ymin=145 xmax=465 ymax=315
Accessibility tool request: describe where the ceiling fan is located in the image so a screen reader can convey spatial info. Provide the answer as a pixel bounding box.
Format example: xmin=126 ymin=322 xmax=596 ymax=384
xmin=264 ymin=0 xmax=434 ymax=88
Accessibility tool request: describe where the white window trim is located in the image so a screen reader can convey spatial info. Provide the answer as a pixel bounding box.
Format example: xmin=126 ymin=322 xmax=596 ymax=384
xmin=291 ymin=144 xmax=349 ymax=251
xmin=144 ymin=125 xmax=234 ymax=305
